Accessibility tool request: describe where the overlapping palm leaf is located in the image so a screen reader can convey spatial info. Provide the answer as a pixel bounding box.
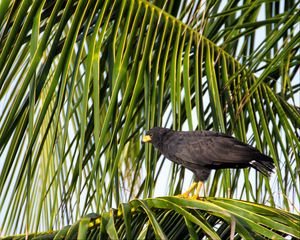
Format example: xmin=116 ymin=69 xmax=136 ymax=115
xmin=0 ymin=0 xmax=299 ymax=235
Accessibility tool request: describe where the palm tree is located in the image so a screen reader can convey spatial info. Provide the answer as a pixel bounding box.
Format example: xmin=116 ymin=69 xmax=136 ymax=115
xmin=0 ymin=0 xmax=299 ymax=238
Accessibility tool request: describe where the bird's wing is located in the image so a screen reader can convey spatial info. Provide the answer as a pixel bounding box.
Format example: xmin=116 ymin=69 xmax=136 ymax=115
xmin=166 ymin=131 xmax=256 ymax=167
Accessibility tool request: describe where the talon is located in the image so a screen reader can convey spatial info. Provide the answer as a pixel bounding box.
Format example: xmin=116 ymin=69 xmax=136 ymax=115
xmin=191 ymin=195 xmax=198 ymax=200
xmin=175 ymin=181 xmax=204 ymax=199
xmin=176 ymin=182 xmax=199 ymax=198
xmin=176 ymin=191 xmax=190 ymax=198
xmin=176 ymin=192 xmax=189 ymax=198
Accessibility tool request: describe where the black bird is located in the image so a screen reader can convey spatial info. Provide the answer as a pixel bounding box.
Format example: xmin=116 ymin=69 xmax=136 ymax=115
xmin=142 ymin=127 xmax=274 ymax=198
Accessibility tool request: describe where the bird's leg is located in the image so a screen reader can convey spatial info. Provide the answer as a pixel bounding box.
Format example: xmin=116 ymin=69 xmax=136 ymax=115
xmin=176 ymin=182 xmax=197 ymax=198
xmin=191 ymin=181 xmax=203 ymax=199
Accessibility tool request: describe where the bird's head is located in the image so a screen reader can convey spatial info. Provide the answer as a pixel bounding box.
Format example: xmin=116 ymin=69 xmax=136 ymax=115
xmin=142 ymin=127 xmax=171 ymax=148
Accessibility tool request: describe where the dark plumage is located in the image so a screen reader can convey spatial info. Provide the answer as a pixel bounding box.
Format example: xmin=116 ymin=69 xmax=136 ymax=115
xmin=142 ymin=127 xmax=274 ymax=183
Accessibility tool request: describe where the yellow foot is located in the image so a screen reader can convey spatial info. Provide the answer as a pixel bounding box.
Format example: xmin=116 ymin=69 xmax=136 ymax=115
xmin=175 ymin=181 xmax=205 ymax=199
xmin=191 ymin=195 xmax=199 ymax=200
xmin=176 ymin=182 xmax=199 ymax=198
xmin=176 ymin=192 xmax=190 ymax=198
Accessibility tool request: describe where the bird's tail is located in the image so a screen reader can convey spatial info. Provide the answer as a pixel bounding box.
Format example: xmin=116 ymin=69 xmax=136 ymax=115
xmin=250 ymin=155 xmax=275 ymax=176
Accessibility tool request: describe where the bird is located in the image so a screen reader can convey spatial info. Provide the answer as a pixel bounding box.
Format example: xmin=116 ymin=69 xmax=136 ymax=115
xmin=142 ymin=127 xmax=274 ymax=198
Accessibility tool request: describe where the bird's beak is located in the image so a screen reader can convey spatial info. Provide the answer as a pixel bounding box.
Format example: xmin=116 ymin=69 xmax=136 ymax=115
xmin=142 ymin=135 xmax=152 ymax=143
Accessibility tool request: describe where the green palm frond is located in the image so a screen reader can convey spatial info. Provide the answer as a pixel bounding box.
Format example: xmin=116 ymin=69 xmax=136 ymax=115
xmin=0 ymin=0 xmax=299 ymax=235
xmin=2 ymin=198 xmax=300 ymax=239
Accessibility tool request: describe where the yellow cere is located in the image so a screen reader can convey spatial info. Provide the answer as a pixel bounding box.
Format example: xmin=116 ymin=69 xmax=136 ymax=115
xmin=142 ymin=135 xmax=152 ymax=142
